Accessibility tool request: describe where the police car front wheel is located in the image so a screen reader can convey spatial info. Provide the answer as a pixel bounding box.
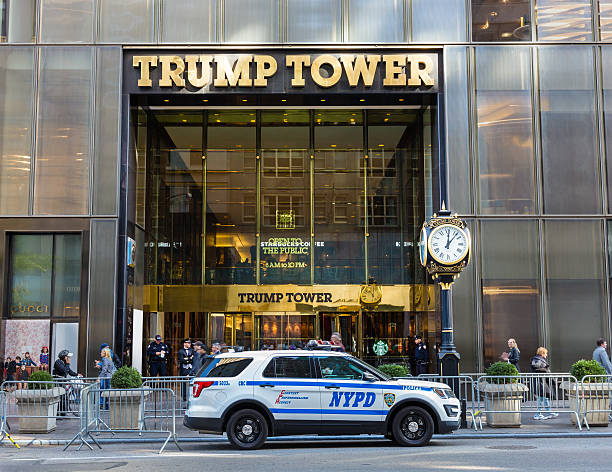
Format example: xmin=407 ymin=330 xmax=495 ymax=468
xmin=391 ymin=406 xmax=434 ymax=447
xmin=227 ymin=409 xmax=268 ymax=450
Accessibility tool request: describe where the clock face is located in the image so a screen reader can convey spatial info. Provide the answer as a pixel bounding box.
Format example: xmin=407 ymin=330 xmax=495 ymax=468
xmin=428 ymin=224 xmax=469 ymax=265
xmin=419 ymin=226 xmax=428 ymax=267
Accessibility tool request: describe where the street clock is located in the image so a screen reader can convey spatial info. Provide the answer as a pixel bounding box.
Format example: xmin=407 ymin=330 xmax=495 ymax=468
xmin=419 ymin=204 xmax=470 ymax=289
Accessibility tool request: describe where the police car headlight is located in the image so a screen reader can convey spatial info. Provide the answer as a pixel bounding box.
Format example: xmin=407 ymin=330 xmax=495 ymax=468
xmin=433 ymin=387 xmax=448 ymax=399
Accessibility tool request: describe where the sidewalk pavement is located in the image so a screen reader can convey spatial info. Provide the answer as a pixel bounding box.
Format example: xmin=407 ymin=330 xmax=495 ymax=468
xmin=2 ymin=413 xmax=612 ymax=448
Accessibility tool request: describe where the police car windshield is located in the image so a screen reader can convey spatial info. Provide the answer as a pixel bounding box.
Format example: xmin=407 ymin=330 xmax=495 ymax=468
xmin=197 ymin=357 xmax=253 ymax=378
xmin=346 ymin=355 xmax=391 ymax=381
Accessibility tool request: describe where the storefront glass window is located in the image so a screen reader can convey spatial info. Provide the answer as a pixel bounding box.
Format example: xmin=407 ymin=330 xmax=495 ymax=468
xmin=52 ymin=234 xmax=82 ymax=318
xmin=544 ymin=220 xmax=607 ymax=371
xmin=34 ymin=47 xmax=92 ymax=216
xmin=348 ymin=0 xmax=404 ymax=43
xmin=161 ymin=0 xmax=216 ymax=43
xmin=225 ymin=0 xmax=279 ymax=43
xmin=145 ymin=111 xmax=204 ymax=285
xmin=314 ymin=110 xmax=364 ymax=284
xmin=475 ymin=47 xmax=535 ymax=215
xmin=0 ymin=47 xmax=34 ymax=215
xmin=412 ymin=0 xmax=466 ymax=42
xmin=261 ymin=110 xmax=310 ymax=284
xmin=536 ymin=0 xmax=592 ymax=41
xmin=471 ymin=0 xmax=531 ymax=42
xmin=39 ymin=0 xmax=94 ymax=43
xmin=480 ymin=220 xmax=540 ymax=372
xmin=206 ymin=110 xmax=256 ymax=285
xmin=367 ymin=110 xmax=428 ymax=284
xmin=539 ymin=46 xmax=601 ymax=214
xmin=99 ymin=0 xmax=154 ymax=43
xmin=287 ymin=0 xmax=342 ymax=43
xmin=255 ymin=313 xmax=315 ymax=350
xmin=0 ymin=0 xmax=35 ymax=42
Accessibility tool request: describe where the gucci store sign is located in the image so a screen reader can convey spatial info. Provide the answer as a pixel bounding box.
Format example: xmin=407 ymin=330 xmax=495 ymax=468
xmin=125 ymin=50 xmax=439 ymax=94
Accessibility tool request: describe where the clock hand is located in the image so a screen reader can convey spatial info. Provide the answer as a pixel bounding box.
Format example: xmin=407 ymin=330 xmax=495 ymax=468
xmin=445 ymin=232 xmax=457 ymax=249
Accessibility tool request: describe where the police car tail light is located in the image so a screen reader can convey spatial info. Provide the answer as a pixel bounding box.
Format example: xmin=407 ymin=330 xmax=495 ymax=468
xmin=193 ymin=380 xmax=214 ymax=398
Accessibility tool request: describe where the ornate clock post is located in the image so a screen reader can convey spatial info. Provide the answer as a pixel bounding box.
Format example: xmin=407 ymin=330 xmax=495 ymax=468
xmin=419 ymin=204 xmax=471 ymax=377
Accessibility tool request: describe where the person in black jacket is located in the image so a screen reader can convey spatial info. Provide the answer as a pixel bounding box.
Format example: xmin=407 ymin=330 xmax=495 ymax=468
xmin=53 ymin=350 xmax=81 ymax=416
xmin=506 ymin=338 xmax=521 ymax=372
xmin=190 ymin=341 xmax=210 ymax=376
xmin=414 ymin=335 xmax=428 ymax=375
xmin=147 ymin=335 xmax=170 ymax=377
xmin=178 ymin=339 xmax=194 ymax=401
xmin=5 ymin=356 xmax=17 ymax=383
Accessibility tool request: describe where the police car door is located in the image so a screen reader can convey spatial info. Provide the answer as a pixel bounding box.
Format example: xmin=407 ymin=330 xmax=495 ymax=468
xmin=317 ymin=356 xmax=384 ymax=424
xmin=254 ymin=355 xmax=321 ymax=426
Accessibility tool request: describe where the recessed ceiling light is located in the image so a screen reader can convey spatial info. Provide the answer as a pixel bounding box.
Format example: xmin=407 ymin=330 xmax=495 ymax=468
xmin=398 ymin=98 xmax=404 ymax=102
xmin=378 ymin=144 xmax=384 ymax=147
xmin=242 ymin=99 xmax=247 ymax=102
xmin=359 ymin=99 xmax=365 ymax=102
xmin=330 ymin=144 xmax=336 ymax=147
xmin=321 ymin=99 xmax=326 ymax=102
xmin=182 ymin=119 xmax=187 ymax=122
xmin=281 ymin=99 xmax=287 ymax=102
xmin=202 ymin=99 xmax=208 ymax=102
xmin=163 ymin=99 xmax=169 ymax=103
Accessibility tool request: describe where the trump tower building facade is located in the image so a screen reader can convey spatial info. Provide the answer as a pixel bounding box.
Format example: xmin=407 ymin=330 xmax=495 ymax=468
xmin=1 ymin=0 xmax=612 ymax=376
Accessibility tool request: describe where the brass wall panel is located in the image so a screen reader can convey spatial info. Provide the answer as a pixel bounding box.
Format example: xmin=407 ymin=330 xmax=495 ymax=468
xmin=143 ymin=284 xmax=436 ymax=313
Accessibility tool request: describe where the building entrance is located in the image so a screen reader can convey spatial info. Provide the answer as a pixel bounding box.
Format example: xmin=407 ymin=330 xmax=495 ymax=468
xmin=320 ymin=312 xmax=359 ymax=355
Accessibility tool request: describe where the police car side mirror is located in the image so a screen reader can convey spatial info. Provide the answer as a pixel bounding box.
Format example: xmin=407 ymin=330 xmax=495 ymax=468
xmin=362 ymin=372 xmax=377 ymax=382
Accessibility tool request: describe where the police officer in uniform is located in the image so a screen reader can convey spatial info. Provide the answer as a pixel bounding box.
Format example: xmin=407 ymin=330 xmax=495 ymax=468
xmin=414 ymin=334 xmax=428 ymax=376
xmin=178 ymin=338 xmax=194 ymax=401
xmin=147 ymin=334 xmax=170 ymax=377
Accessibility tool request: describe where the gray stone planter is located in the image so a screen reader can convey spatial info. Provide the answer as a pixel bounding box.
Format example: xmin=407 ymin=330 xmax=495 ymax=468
xmin=13 ymin=387 xmax=65 ymax=433
xmin=479 ymin=381 xmax=528 ymax=428
xmin=102 ymin=388 xmax=151 ymax=430
xmin=561 ymin=381 xmax=611 ymax=427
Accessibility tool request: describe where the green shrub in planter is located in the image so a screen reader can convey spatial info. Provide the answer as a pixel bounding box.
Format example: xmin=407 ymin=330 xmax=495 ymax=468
xmin=110 ymin=366 xmax=143 ymax=389
xmin=485 ymin=361 xmax=519 ymax=384
xmin=378 ymin=363 xmax=410 ymax=378
xmin=28 ymin=370 xmax=54 ymax=390
xmin=570 ymin=359 xmax=606 ymax=383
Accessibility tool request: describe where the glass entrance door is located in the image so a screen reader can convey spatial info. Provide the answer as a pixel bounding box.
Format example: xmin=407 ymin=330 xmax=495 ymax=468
xmin=209 ymin=313 xmax=253 ymax=350
xmin=254 ymin=312 xmax=316 ymax=350
xmin=320 ymin=312 xmax=359 ymax=355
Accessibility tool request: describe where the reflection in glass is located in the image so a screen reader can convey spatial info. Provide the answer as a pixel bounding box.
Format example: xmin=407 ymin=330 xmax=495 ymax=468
xmin=9 ymin=235 xmax=53 ymax=318
xmin=145 ymin=111 xmax=204 ymax=284
xmin=35 ymin=47 xmax=92 ymax=215
xmin=600 ymin=1 xmax=612 ymax=41
xmin=412 ymin=0 xmax=466 ymax=42
xmin=367 ymin=110 xmax=429 ymax=284
xmin=224 ymin=0 xmax=279 ymax=42
xmin=99 ymin=0 xmax=154 ymax=43
xmin=287 ymin=0 xmax=342 ymax=43
xmin=348 ymin=0 xmax=404 ymax=43
xmin=539 ymin=46 xmax=601 ymax=214
xmin=545 ymin=221 xmax=607 ymax=370
xmin=261 ymin=110 xmax=310 ymax=284
xmin=600 ymin=47 xmax=612 ymax=209
xmin=52 ymin=234 xmax=81 ymax=318
xmin=476 ymin=47 xmax=535 ymax=215
xmin=536 ymin=0 xmax=592 ymax=41
xmin=314 ymin=111 xmax=364 ymax=284
xmin=161 ymin=0 xmax=216 ymax=43
xmin=40 ymin=0 xmax=94 ymax=43
xmin=0 ymin=47 xmax=33 ymax=215
xmin=255 ymin=313 xmax=315 ymax=350
xmin=480 ymin=221 xmax=539 ymax=372
xmin=206 ymin=111 xmax=256 ymax=284
xmin=471 ymin=0 xmax=531 ymax=42
xmin=0 ymin=0 xmax=35 ymax=42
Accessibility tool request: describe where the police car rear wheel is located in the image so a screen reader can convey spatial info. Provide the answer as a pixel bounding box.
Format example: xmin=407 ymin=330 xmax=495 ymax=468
xmin=391 ymin=406 xmax=434 ymax=447
xmin=227 ymin=409 xmax=268 ymax=450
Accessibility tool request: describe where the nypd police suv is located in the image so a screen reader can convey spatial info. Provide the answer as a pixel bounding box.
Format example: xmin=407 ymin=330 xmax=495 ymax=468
xmin=184 ymin=350 xmax=460 ymax=449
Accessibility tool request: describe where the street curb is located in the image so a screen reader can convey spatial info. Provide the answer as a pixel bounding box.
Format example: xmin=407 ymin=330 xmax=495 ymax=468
xmin=5 ymin=431 xmax=612 ymax=447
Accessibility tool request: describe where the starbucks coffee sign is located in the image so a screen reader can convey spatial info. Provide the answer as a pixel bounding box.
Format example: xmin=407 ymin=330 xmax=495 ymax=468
xmin=125 ymin=50 xmax=439 ymax=94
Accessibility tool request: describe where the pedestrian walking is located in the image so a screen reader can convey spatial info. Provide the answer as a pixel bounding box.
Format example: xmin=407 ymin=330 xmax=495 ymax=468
xmin=592 ymin=338 xmax=612 ymax=422
xmin=330 ymin=332 xmax=346 ymax=352
xmin=211 ymin=343 xmax=221 ymax=356
xmin=100 ymin=343 xmax=122 ymax=370
xmin=190 ymin=341 xmax=209 ymax=376
xmin=414 ymin=335 xmax=428 ymax=375
xmin=147 ymin=334 xmax=170 ymax=377
xmin=530 ymin=347 xmax=558 ymax=420
xmin=501 ymin=338 xmax=520 ymax=372
xmin=97 ymin=347 xmax=116 ymax=409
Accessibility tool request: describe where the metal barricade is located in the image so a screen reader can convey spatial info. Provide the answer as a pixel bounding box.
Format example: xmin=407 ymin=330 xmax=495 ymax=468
xmin=64 ymin=381 xmax=102 ymax=451
xmin=476 ymin=374 xmax=581 ymax=430
xmin=65 ymin=386 xmax=182 ymax=454
xmin=417 ymin=374 xmax=479 ymax=430
xmin=142 ymin=376 xmax=191 ymax=418
xmin=578 ymin=375 xmax=612 ymax=430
